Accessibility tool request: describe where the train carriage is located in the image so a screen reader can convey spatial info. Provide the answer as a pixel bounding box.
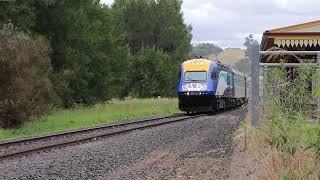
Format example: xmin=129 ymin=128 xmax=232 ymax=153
xmin=177 ymin=58 xmax=247 ymax=113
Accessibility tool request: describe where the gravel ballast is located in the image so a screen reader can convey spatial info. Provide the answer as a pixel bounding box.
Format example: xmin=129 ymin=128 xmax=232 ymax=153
xmin=0 ymin=108 xmax=246 ymax=179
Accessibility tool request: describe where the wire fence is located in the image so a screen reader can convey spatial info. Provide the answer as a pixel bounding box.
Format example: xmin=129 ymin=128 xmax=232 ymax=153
xmin=249 ymin=42 xmax=320 ymax=127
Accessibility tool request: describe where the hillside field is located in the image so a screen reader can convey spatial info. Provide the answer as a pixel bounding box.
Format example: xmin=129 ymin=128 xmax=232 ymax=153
xmin=209 ymin=48 xmax=246 ymax=65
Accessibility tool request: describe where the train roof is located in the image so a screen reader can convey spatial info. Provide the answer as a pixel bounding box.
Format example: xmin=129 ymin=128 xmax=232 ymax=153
xmin=182 ymin=59 xmax=245 ymax=77
xmin=182 ymin=59 xmax=213 ymax=72
xmin=182 ymin=58 xmax=212 ymax=64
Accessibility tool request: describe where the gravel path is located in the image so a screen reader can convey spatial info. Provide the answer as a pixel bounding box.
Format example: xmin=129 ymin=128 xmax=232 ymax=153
xmin=0 ymin=108 xmax=246 ymax=180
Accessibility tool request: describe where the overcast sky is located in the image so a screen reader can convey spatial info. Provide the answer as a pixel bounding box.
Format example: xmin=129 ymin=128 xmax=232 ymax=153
xmin=101 ymin=0 xmax=320 ymax=48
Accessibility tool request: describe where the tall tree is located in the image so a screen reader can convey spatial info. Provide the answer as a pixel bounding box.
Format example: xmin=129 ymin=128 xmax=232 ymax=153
xmin=34 ymin=0 xmax=129 ymax=106
xmin=112 ymin=0 xmax=192 ymax=60
xmin=0 ymin=0 xmax=37 ymax=32
xmin=112 ymin=0 xmax=192 ymax=97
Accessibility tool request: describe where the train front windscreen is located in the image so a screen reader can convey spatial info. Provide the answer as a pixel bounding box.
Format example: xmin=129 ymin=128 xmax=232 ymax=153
xmin=184 ymin=71 xmax=207 ymax=82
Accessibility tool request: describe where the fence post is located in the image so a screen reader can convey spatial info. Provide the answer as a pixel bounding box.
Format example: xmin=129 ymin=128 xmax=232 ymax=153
xmin=263 ymin=66 xmax=268 ymax=118
xmin=317 ymin=53 xmax=320 ymax=113
xmin=251 ymin=41 xmax=260 ymax=128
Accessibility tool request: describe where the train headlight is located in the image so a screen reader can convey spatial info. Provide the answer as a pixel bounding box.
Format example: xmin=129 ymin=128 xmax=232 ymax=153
xmin=186 ymin=92 xmax=190 ymax=96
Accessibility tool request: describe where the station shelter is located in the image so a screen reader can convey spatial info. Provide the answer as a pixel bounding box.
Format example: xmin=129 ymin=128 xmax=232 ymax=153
xmin=261 ymin=20 xmax=320 ymax=62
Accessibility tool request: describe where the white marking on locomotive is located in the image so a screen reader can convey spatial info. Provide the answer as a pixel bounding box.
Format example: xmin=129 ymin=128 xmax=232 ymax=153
xmin=182 ymin=83 xmax=207 ymax=91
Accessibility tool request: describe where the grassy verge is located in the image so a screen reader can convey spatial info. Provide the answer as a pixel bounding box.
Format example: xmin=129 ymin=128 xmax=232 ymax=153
xmin=242 ymin=66 xmax=320 ymax=179
xmin=0 ymin=98 xmax=180 ymax=141
xmin=243 ymin=117 xmax=320 ymax=180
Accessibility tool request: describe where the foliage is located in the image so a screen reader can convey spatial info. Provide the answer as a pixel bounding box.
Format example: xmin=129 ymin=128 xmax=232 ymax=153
xmin=0 ymin=0 xmax=37 ymax=32
xmin=129 ymin=48 xmax=176 ymax=97
xmin=190 ymin=43 xmax=223 ymax=58
xmin=0 ymin=0 xmax=192 ymax=127
xmin=33 ymin=0 xmax=129 ymax=107
xmin=33 ymin=0 xmax=191 ymax=104
xmin=112 ymin=0 xmax=192 ymax=62
xmin=112 ymin=0 xmax=191 ymax=97
xmin=255 ymin=65 xmax=320 ymax=178
xmin=263 ymin=66 xmax=316 ymax=154
xmin=0 ymin=98 xmax=180 ymax=141
xmin=0 ymin=23 xmax=58 ymax=128
xmin=266 ymin=66 xmax=316 ymax=115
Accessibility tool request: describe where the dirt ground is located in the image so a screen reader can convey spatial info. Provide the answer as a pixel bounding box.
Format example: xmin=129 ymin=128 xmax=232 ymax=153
xmin=227 ymin=129 xmax=261 ymax=180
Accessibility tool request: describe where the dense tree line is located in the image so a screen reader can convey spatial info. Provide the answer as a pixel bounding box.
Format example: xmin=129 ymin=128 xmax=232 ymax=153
xmin=0 ymin=0 xmax=192 ymax=127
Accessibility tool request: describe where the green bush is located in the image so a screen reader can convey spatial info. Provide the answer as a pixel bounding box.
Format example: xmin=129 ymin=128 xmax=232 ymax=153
xmin=266 ymin=66 xmax=316 ymax=115
xmin=257 ymin=66 xmax=320 ymax=178
xmin=0 ymin=23 xmax=58 ymax=128
xmin=129 ymin=48 xmax=177 ymax=97
xmin=262 ymin=66 xmax=318 ymax=155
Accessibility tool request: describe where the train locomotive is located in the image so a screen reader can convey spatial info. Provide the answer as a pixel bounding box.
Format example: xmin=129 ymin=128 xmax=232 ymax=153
xmin=177 ymin=58 xmax=247 ymax=113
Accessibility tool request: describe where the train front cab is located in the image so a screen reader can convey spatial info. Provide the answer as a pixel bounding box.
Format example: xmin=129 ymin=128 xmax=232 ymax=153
xmin=178 ymin=59 xmax=218 ymax=113
xmin=178 ymin=60 xmax=247 ymax=113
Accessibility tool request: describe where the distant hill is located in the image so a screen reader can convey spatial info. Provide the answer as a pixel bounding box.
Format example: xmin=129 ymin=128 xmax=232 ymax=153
xmin=208 ymin=48 xmax=246 ymax=66
xmin=190 ymin=43 xmax=223 ymax=58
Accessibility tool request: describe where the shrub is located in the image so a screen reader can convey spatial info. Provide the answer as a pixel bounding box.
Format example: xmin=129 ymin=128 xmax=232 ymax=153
xmin=266 ymin=65 xmax=316 ymax=116
xmin=252 ymin=65 xmax=320 ymax=179
xmin=129 ymin=48 xmax=177 ymax=98
xmin=0 ymin=23 xmax=58 ymax=128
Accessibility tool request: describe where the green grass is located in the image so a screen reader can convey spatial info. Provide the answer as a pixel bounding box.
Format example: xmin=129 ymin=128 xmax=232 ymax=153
xmin=0 ymin=98 xmax=180 ymax=141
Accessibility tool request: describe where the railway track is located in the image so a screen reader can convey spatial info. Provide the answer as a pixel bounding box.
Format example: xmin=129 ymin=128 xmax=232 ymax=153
xmin=0 ymin=113 xmax=206 ymax=160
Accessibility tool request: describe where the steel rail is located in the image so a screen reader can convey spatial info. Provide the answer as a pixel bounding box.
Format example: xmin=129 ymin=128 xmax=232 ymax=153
xmin=0 ymin=114 xmax=183 ymax=146
xmin=0 ymin=114 xmax=205 ymax=160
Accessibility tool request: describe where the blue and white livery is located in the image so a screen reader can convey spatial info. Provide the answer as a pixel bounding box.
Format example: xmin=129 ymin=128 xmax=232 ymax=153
xmin=177 ymin=58 xmax=247 ymax=113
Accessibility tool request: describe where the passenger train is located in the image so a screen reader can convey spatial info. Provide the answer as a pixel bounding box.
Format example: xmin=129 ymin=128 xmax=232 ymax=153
xmin=177 ymin=58 xmax=247 ymax=113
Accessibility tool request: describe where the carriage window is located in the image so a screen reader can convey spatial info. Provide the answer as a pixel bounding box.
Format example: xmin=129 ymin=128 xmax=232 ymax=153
xmin=211 ymin=72 xmax=217 ymax=80
xmin=184 ymin=71 xmax=207 ymax=81
xmin=227 ymin=75 xmax=231 ymax=85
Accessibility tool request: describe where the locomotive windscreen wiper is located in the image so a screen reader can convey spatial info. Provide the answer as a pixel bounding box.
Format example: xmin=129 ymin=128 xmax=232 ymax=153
xmin=185 ymin=77 xmax=196 ymax=81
